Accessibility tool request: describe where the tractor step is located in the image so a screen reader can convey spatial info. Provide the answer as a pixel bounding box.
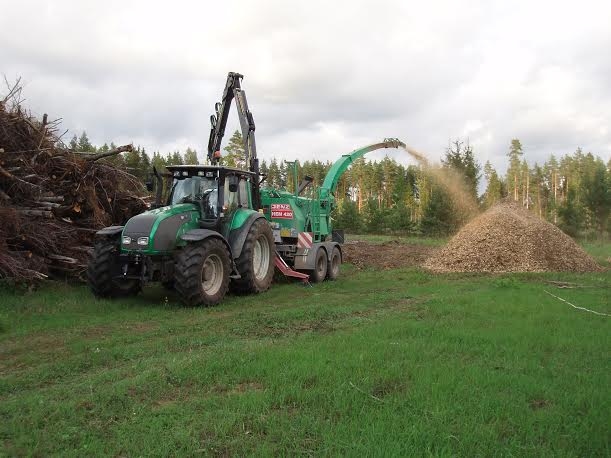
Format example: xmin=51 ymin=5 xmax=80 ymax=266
xmin=274 ymin=253 xmax=310 ymax=284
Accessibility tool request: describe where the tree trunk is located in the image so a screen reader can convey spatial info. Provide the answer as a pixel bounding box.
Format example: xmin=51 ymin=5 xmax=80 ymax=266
xmin=514 ymin=174 xmax=518 ymax=201
xmin=525 ymin=173 xmax=530 ymax=209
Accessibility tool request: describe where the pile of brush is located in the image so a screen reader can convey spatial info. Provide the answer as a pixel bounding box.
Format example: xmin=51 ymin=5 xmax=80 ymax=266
xmin=0 ymin=80 xmax=147 ymax=282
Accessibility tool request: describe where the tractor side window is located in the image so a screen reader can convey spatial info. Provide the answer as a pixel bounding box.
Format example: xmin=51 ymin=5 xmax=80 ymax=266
xmin=224 ymin=176 xmax=239 ymax=212
xmin=202 ymin=188 xmax=218 ymax=219
xmin=170 ymin=179 xmax=190 ymax=204
xmin=239 ymin=179 xmax=249 ymax=208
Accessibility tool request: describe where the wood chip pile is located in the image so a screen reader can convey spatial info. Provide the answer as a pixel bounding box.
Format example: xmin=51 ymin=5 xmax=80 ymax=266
xmin=424 ymin=201 xmax=602 ymax=273
xmin=0 ymin=82 xmax=147 ymax=282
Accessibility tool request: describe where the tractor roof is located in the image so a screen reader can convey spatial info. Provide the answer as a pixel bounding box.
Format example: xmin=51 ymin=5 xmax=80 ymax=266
xmin=165 ymin=165 xmax=257 ymax=176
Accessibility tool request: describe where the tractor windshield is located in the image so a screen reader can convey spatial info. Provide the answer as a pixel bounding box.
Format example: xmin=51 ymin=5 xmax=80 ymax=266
xmin=170 ymin=176 xmax=219 ymax=219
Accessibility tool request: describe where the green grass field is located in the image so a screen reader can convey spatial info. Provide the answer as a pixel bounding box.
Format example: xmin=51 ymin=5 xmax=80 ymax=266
xmin=1 ymin=240 xmax=609 ymax=456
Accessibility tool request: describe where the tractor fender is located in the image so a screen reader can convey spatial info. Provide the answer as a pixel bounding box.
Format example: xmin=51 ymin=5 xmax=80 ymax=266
xmin=227 ymin=213 xmax=268 ymax=259
xmin=95 ymin=225 xmax=124 ymax=239
xmin=294 ymin=241 xmax=340 ymax=270
xmin=180 ymin=229 xmax=233 ymax=257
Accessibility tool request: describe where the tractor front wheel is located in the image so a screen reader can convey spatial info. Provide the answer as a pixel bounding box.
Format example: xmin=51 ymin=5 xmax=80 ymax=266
xmin=174 ymin=238 xmax=230 ymax=306
xmin=311 ymin=247 xmax=328 ymax=283
xmin=231 ymin=219 xmax=275 ymax=294
xmin=87 ymin=239 xmax=141 ymax=298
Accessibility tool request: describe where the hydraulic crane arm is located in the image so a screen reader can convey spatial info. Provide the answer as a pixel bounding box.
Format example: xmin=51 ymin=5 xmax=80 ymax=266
xmin=207 ymin=72 xmax=259 ymax=178
xmin=320 ymin=138 xmax=406 ymax=195
xmin=207 ymin=72 xmax=261 ymax=209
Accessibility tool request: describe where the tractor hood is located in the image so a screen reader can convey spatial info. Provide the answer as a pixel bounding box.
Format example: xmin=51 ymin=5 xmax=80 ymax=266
xmin=121 ymin=203 xmax=198 ymax=253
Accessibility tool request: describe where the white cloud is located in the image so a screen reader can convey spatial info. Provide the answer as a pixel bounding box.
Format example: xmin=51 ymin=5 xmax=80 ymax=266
xmin=1 ymin=0 xmax=610 ymax=173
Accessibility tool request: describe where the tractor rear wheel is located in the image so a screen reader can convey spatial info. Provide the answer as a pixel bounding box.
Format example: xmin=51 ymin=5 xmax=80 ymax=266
xmin=231 ymin=219 xmax=275 ymax=294
xmin=174 ymin=238 xmax=230 ymax=306
xmin=88 ymin=239 xmax=141 ymax=298
xmin=311 ymin=247 xmax=328 ymax=283
xmin=326 ymin=246 xmax=341 ymax=280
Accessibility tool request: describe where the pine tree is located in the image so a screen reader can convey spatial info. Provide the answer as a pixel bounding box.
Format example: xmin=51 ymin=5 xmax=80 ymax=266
xmin=169 ymin=151 xmax=184 ymax=165
xmin=335 ymin=200 xmax=362 ymax=233
xmin=557 ymin=187 xmax=582 ymax=238
xmin=442 ymin=139 xmax=481 ymax=200
xmin=259 ymin=159 xmax=269 ymax=183
xmin=581 ymin=160 xmax=610 ymax=237
xmin=420 ymin=184 xmax=454 ymax=236
xmin=78 ymin=131 xmax=94 ymax=152
xmin=124 ymin=147 xmax=142 ymax=176
xmin=482 ymin=161 xmax=502 ymax=208
xmin=363 ymin=198 xmax=384 ymax=233
xmin=183 ymin=147 xmax=198 ymax=165
xmin=223 ymin=130 xmax=246 ymax=169
xmin=151 ymin=151 xmax=167 ymax=172
xmin=531 ymin=164 xmax=546 ymax=217
xmin=385 ymin=202 xmax=413 ymax=234
xmin=544 ymin=154 xmax=559 ymax=222
xmin=267 ymin=159 xmax=280 ymax=188
xmin=520 ymin=159 xmax=530 ymax=208
xmin=507 ymin=139 xmax=523 ymax=202
xmin=69 ymin=134 xmax=78 ymax=150
xmin=139 ymin=148 xmax=151 ymax=180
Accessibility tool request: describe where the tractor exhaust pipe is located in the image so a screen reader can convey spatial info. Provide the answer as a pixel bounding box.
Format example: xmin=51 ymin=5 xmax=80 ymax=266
xmin=146 ymin=167 xmax=164 ymax=208
xmin=153 ymin=167 xmax=163 ymax=206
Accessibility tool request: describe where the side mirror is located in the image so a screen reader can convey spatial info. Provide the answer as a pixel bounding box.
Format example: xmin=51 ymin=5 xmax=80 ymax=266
xmin=228 ymin=175 xmax=239 ymax=193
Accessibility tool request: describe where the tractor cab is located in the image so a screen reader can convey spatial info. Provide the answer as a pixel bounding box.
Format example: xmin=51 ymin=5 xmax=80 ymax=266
xmin=165 ymin=165 xmax=255 ymax=231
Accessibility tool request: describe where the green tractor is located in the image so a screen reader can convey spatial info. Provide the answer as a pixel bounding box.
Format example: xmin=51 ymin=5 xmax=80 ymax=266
xmin=88 ymin=72 xmax=405 ymax=306
xmin=88 ymin=164 xmax=274 ymax=306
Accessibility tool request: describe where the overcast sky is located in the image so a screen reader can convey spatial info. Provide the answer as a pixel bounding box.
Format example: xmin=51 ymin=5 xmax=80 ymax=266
xmin=2 ymin=0 xmax=610 ymax=172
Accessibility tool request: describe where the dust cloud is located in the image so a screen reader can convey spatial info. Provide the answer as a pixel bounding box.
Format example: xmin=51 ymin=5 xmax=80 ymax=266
xmin=401 ymin=144 xmax=480 ymax=221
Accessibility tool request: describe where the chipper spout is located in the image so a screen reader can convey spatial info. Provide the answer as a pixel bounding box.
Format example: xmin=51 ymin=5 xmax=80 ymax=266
xmin=320 ymin=138 xmax=406 ymax=195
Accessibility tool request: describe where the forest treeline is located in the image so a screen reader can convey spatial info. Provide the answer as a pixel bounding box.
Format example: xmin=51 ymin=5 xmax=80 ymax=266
xmin=70 ymin=130 xmax=610 ymax=239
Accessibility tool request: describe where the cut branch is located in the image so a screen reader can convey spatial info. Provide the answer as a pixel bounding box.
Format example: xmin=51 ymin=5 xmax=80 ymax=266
xmin=82 ymin=144 xmax=133 ymax=162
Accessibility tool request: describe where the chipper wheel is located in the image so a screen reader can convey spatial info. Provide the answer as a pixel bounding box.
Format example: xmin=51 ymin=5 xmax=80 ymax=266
xmin=326 ymin=246 xmax=341 ymax=280
xmin=87 ymin=239 xmax=141 ymax=298
xmin=311 ymin=247 xmax=328 ymax=283
xmin=174 ymin=238 xmax=231 ymax=306
xmin=231 ymin=219 xmax=275 ymax=294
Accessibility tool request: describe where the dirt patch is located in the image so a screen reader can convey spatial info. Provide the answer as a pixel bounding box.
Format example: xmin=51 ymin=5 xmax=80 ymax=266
xmin=0 ymin=334 xmax=68 ymax=375
xmin=213 ymin=381 xmax=264 ymax=396
xmin=529 ymin=398 xmax=550 ymax=410
xmin=424 ymin=201 xmax=602 ymax=273
xmin=342 ymin=240 xmax=437 ymax=270
xmin=371 ymin=377 xmax=409 ymax=398
xmin=82 ymin=322 xmax=158 ymax=339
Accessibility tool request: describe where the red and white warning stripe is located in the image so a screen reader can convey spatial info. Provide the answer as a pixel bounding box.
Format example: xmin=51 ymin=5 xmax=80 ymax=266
xmin=297 ymin=232 xmax=313 ymax=249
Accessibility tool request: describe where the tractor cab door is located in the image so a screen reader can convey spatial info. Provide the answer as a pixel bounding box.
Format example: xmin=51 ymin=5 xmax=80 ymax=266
xmin=219 ymin=172 xmax=253 ymax=237
xmin=222 ymin=173 xmax=252 ymax=211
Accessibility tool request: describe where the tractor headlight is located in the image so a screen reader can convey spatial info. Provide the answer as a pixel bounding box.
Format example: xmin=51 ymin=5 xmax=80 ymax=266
xmin=137 ymin=237 xmax=149 ymax=246
xmin=122 ymin=236 xmax=132 ymax=245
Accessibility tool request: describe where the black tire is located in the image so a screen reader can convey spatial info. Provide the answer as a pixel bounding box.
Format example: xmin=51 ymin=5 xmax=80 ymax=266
xmin=231 ymin=218 xmax=275 ymax=294
xmin=311 ymin=247 xmax=328 ymax=283
xmin=326 ymin=246 xmax=341 ymax=280
xmin=87 ymin=239 xmax=141 ymax=298
xmin=174 ymin=238 xmax=231 ymax=306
